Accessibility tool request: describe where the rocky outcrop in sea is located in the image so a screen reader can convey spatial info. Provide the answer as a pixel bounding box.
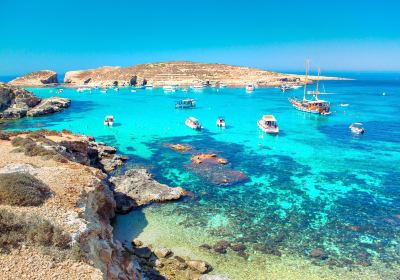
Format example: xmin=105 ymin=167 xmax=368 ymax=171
xmin=8 ymin=70 xmax=58 ymax=86
xmin=0 ymin=83 xmax=70 ymax=119
xmin=63 ymin=61 xmax=347 ymax=88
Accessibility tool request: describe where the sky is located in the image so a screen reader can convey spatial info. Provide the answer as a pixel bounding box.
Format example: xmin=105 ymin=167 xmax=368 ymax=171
xmin=0 ymin=0 xmax=399 ymax=75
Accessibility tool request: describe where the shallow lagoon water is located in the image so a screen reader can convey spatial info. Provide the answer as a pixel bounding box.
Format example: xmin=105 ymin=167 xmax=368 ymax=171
xmin=3 ymin=77 xmax=400 ymax=279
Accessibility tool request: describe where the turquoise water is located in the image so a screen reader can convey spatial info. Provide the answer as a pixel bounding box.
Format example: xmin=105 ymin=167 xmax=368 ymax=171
xmin=2 ymin=77 xmax=400 ymax=277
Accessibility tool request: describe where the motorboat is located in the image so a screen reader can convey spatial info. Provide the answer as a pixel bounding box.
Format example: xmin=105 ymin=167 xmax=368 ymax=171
xmin=185 ymin=117 xmax=202 ymax=130
xmin=131 ymin=89 xmax=136 ymax=92
xmin=288 ymin=62 xmax=331 ymax=116
xmin=216 ymin=117 xmax=226 ymax=127
xmin=340 ymin=103 xmax=349 ymax=107
xmin=145 ymin=84 xmax=153 ymax=90
xmin=191 ymin=84 xmax=204 ymax=90
xmin=280 ymin=84 xmax=292 ymax=92
xmin=163 ymin=85 xmax=176 ymax=92
xmin=114 ymin=87 xmax=119 ymax=92
xmin=257 ymin=115 xmax=279 ymax=134
xmin=349 ymin=123 xmax=365 ymax=134
xmin=176 ymin=99 xmax=196 ymax=109
xmin=246 ymin=84 xmax=255 ymax=92
xmin=104 ymin=115 xmax=114 ymax=126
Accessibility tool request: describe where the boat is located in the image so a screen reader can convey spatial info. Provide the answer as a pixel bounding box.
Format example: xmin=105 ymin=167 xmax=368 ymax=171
xmin=163 ymin=85 xmax=176 ymax=92
xmin=191 ymin=84 xmax=204 ymax=90
xmin=185 ymin=117 xmax=202 ymax=130
xmin=340 ymin=103 xmax=349 ymax=107
xmin=114 ymin=87 xmax=119 ymax=92
xmin=216 ymin=117 xmax=226 ymax=127
xmin=182 ymin=88 xmax=189 ymax=92
xmin=349 ymin=123 xmax=365 ymax=134
xmin=131 ymin=89 xmax=136 ymax=93
xmin=257 ymin=115 xmax=279 ymax=134
xmin=176 ymin=99 xmax=196 ymax=109
xmin=288 ymin=62 xmax=331 ymax=116
xmin=104 ymin=115 xmax=114 ymax=126
xmin=145 ymin=85 xmax=153 ymax=90
xmin=246 ymin=84 xmax=255 ymax=92
xmin=279 ymin=84 xmax=292 ymax=92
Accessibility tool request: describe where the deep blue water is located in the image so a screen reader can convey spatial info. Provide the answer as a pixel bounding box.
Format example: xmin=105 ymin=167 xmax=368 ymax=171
xmin=2 ymin=74 xmax=400 ymax=277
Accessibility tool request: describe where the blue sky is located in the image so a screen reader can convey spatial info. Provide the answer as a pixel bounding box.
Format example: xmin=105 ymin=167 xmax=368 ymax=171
xmin=1 ymin=0 xmax=399 ymax=75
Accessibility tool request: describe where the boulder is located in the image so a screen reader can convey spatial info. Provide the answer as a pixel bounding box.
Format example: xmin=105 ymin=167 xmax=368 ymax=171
xmin=309 ymin=248 xmax=327 ymax=260
xmin=153 ymin=247 xmax=172 ymax=258
xmin=110 ymin=169 xmax=186 ymax=207
xmin=167 ymin=143 xmax=192 ymax=152
xmin=131 ymin=239 xmax=143 ymax=247
xmin=186 ymin=260 xmax=212 ymax=273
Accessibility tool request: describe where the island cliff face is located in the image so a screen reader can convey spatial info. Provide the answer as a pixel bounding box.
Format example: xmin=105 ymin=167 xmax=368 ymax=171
xmin=0 ymin=83 xmax=70 ymax=119
xmin=8 ymin=70 xmax=58 ymax=86
xmin=63 ymin=61 xmax=345 ymax=87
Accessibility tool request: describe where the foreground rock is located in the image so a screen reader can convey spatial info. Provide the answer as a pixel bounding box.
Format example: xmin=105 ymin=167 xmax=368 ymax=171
xmin=0 ymin=131 xmax=139 ymax=279
xmin=167 ymin=143 xmax=192 ymax=152
xmin=63 ymin=61 xmax=348 ymax=88
xmin=110 ymin=169 xmax=186 ymax=208
xmin=0 ymin=83 xmax=70 ymax=119
xmin=8 ymin=70 xmax=58 ymax=86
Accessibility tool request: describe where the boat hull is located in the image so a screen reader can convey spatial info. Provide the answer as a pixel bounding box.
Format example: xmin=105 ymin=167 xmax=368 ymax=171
xmin=288 ymin=98 xmax=331 ymax=115
xmin=257 ymin=121 xmax=279 ymax=134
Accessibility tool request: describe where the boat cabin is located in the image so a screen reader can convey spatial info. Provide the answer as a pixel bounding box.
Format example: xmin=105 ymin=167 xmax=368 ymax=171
xmin=176 ymin=99 xmax=196 ymax=109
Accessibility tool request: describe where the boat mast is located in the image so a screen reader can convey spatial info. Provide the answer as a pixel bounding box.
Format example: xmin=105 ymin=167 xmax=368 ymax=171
xmin=303 ymin=60 xmax=309 ymax=101
xmin=315 ymin=67 xmax=320 ymax=100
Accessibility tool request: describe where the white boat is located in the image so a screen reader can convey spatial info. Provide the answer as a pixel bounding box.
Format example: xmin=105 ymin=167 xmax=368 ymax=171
xmin=185 ymin=117 xmax=202 ymax=130
xmin=280 ymin=84 xmax=292 ymax=92
xmin=246 ymin=84 xmax=255 ymax=92
xmin=257 ymin=115 xmax=279 ymax=134
xmin=176 ymin=99 xmax=196 ymax=109
xmin=145 ymin=85 xmax=153 ymax=90
xmin=163 ymin=85 xmax=176 ymax=92
xmin=131 ymin=89 xmax=136 ymax=93
xmin=349 ymin=123 xmax=365 ymax=134
xmin=104 ymin=115 xmax=114 ymax=126
xmin=191 ymin=85 xmax=204 ymax=90
xmin=216 ymin=117 xmax=226 ymax=127
xmin=114 ymin=87 xmax=119 ymax=92
xmin=340 ymin=103 xmax=349 ymax=107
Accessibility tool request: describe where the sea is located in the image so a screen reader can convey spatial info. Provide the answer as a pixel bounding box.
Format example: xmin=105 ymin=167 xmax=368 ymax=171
xmin=1 ymin=73 xmax=399 ymax=279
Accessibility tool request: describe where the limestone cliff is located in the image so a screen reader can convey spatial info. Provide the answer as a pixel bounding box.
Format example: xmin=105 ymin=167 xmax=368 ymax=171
xmin=0 ymin=131 xmax=140 ymax=280
xmin=8 ymin=70 xmax=58 ymax=86
xmin=0 ymin=83 xmax=70 ymax=119
xmin=63 ymin=61 xmax=346 ymax=87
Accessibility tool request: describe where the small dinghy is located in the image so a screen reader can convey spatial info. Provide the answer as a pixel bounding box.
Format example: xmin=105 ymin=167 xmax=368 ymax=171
xmin=246 ymin=84 xmax=255 ymax=92
xmin=257 ymin=115 xmax=279 ymax=134
xmin=349 ymin=123 xmax=365 ymax=134
xmin=104 ymin=115 xmax=114 ymax=126
xmin=185 ymin=117 xmax=202 ymax=130
xmin=216 ymin=117 xmax=226 ymax=127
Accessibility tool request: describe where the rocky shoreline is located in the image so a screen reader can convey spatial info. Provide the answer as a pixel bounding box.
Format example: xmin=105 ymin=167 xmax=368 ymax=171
xmin=0 ymin=129 xmax=229 ymax=280
xmin=0 ymin=83 xmax=70 ymax=119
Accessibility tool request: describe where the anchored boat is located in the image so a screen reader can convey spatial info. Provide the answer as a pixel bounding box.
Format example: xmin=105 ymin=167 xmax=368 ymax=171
xmin=185 ymin=117 xmax=202 ymax=130
xmin=176 ymin=99 xmax=196 ymax=109
xmin=349 ymin=123 xmax=365 ymax=134
xmin=257 ymin=115 xmax=279 ymax=134
xmin=216 ymin=117 xmax=226 ymax=127
xmin=104 ymin=115 xmax=114 ymax=126
xmin=288 ymin=62 xmax=331 ymax=116
xmin=246 ymin=84 xmax=255 ymax=92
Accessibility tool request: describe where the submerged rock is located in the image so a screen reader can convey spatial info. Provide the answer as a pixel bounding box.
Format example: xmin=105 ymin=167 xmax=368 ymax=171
xmin=110 ymin=169 xmax=186 ymax=207
xmin=309 ymin=248 xmax=328 ymax=260
xmin=212 ymin=241 xmax=230 ymax=254
xmin=191 ymin=153 xmax=228 ymax=165
xmin=167 ymin=143 xmax=192 ymax=152
xmin=186 ymin=260 xmax=212 ymax=273
xmin=154 ymin=247 xmax=173 ymax=258
xmin=199 ymin=275 xmax=231 ymax=280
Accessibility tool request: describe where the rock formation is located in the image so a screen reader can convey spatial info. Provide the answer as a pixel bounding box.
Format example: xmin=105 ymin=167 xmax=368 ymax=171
xmin=63 ymin=61 xmax=347 ymax=88
xmin=0 ymin=130 xmax=139 ymax=280
xmin=0 ymin=83 xmax=70 ymax=119
xmin=110 ymin=169 xmax=186 ymax=209
xmin=8 ymin=70 xmax=58 ymax=86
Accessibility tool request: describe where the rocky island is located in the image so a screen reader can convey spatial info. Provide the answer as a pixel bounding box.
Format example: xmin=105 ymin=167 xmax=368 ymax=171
xmin=63 ymin=61 xmax=346 ymax=88
xmin=0 ymin=83 xmax=70 ymax=119
xmin=8 ymin=70 xmax=58 ymax=87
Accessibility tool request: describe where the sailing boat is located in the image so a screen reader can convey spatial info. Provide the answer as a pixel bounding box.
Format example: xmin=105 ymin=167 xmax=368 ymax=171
xmin=288 ymin=61 xmax=331 ymax=116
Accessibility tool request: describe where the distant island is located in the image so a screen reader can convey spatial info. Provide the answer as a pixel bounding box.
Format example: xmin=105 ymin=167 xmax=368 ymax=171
xmin=8 ymin=61 xmax=348 ymax=88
